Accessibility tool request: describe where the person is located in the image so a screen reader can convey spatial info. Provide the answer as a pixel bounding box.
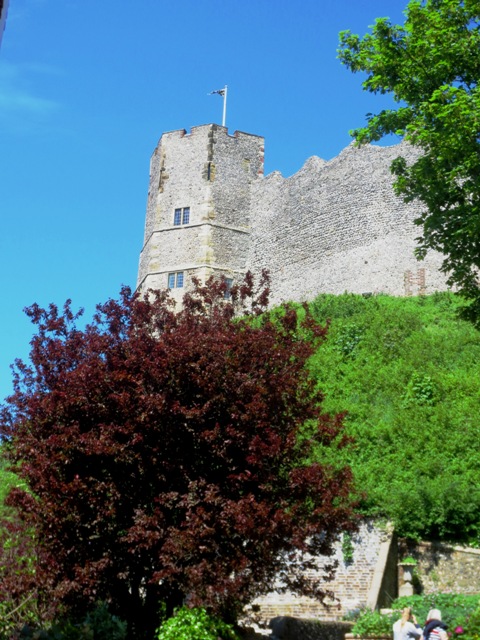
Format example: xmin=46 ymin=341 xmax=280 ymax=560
xmin=423 ymin=609 xmax=448 ymax=640
xmin=393 ymin=607 xmax=423 ymax=640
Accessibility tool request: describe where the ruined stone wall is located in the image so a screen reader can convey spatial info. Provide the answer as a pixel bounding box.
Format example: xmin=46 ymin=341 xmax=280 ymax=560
xmin=247 ymin=142 xmax=449 ymax=306
xmin=137 ymin=124 xmax=452 ymax=307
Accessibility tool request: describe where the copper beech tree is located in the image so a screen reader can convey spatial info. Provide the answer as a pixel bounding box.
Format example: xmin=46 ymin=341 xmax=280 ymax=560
xmin=0 ymin=273 xmax=355 ymax=638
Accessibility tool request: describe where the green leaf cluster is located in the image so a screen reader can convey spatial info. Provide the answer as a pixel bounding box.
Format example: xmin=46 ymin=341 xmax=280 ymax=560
xmin=156 ymin=607 xmax=239 ymax=640
xmin=308 ymin=292 xmax=480 ymax=543
xmin=0 ymin=448 xmax=20 ymax=520
xmin=350 ymin=609 xmax=396 ymax=636
xmin=338 ymin=0 xmax=480 ymax=324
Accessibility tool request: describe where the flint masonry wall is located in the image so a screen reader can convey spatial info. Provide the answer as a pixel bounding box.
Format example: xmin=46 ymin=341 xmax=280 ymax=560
xmin=398 ymin=540 xmax=480 ymax=595
xmin=137 ymin=124 xmax=264 ymax=304
xmin=247 ymin=142 xmax=448 ymax=306
xmin=137 ymin=124 xmax=449 ymax=306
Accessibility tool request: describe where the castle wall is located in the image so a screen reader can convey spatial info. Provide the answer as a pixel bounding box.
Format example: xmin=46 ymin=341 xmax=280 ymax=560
xmin=398 ymin=539 xmax=480 ymax=595
xmin=137 ymin=124 xmax=451 ymax=306
xmin=247 ymin=529 xmax=480 ymax=630
xmin=209 ymin=128 xmax=264 ymax=228
xmin=248 ymin=142 xmax=449 ymax=305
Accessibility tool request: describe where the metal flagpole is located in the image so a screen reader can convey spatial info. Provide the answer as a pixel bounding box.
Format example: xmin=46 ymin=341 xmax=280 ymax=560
xmin=221 ymin=85 xmax=227 ymax=127
xmin=209 ymin=85 xmax=228 ymax=127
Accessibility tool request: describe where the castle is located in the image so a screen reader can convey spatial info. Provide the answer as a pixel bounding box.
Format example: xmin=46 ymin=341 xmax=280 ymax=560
xmin=135 ymin=125 xmax=476 ymax=626
xmin=137 ymin=123 xmax=448 ymax=305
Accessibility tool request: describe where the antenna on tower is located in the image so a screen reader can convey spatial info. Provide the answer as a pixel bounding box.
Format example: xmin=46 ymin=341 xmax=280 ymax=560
xmin=208 ymin=85 xmax=228 ymax=127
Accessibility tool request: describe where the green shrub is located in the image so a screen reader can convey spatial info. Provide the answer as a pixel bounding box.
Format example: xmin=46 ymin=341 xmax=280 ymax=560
xmin=463 ymin=603 xmax=480 ymax=640
xmin=83 ymin=603 xmax=127 ymax=640
xmin=10 ymin=603 xmax=127 ymax=640
xmin=350 ymin=609 xmax=395 ymax=636
xmin=156 ymin=607 xmax=239 ymax=640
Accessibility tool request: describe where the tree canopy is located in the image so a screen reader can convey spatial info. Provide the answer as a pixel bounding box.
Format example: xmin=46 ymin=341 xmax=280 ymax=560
xmin=338 ymin=0 xmax=480 ymax=323
xmin=0 ymin=275 xmax=355 ymax=638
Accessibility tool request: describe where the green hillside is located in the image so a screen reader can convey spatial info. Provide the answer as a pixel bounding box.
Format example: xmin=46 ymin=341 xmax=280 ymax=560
xmin=307 ymin=291 xmax=480 ymax=544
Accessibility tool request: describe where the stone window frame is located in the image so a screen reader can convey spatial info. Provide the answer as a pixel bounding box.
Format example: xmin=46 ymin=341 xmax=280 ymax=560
xmin=168 ymin=271 xmax=184 ymax=289
xmin=173 ymin=207 xmax=190 ymax=226
xmin=224 ymin=277 xmax=233 ymax=299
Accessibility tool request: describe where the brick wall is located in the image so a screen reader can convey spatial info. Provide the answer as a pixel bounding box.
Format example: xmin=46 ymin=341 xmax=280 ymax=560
xmin=247 ymin=522 xmax=394 ymax=626
xmin=242 ymin=528 xmax=480 ymax=634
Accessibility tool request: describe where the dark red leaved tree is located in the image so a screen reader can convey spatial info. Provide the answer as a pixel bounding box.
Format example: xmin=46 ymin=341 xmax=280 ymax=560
xmin=0 ymin=272 xmax=355 ymax=638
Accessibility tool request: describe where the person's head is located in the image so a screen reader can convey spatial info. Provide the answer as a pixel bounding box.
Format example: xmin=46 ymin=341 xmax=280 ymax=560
xmin=427 ymin=609 xmax=442 ymax=621
xmin=401 ymin=607 xmax=412 ymax=626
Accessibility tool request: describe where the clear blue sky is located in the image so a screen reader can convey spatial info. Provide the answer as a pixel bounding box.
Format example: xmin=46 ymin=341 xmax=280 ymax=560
xmin=0 ymin=0 xmax=408 ymax=402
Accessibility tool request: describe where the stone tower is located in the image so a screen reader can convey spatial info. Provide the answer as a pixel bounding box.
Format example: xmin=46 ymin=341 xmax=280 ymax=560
xmin=137 ymin=124 xmax=264 ymax=304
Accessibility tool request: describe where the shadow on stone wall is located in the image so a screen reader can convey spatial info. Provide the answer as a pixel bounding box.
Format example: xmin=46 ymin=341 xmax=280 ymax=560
xmin=398 ymin=539 xmax=480 ymax=595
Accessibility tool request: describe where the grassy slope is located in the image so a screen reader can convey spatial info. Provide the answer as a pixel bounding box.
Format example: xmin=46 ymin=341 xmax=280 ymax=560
xmin=307 ymin=292 xmax=480 ymax=543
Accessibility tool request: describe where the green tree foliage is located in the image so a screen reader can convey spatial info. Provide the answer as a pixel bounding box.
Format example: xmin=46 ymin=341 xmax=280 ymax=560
xmin=0 ymin=451 xmax=45 ymax=637
xmin=338 ymin=0 xmax=480 ymax=323
xmin=308 ymin=292 xmax=480 ymax=543
xmin=0 ymin=275 xmax=355 ymax=639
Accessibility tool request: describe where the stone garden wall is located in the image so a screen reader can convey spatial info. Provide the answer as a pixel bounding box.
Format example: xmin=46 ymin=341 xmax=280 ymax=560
xmin=398 ymin=539 xmax=480 ymax=595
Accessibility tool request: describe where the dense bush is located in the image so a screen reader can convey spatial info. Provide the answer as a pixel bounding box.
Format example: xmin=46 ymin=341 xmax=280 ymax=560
xmin=1 ymin=602 xmax=127 ymax=640
xmin=156 ymin=607 xmax=239 ymax=640
xmin=462 ymin=603 xmax=480 ymax=640
xmin=0 ymin=276 xmax=354 ymax=637
xmin=350 ymin=609 xmax=396 ymax=636
xmin=308 ymin=292 xmax=480 ymax=543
